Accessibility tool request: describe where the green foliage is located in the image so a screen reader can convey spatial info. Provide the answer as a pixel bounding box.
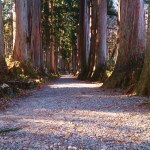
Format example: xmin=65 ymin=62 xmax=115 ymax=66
xmin=6 ymin=56 xmax=38 ymax=79
xmin=2 ymin=0 xmax=13 ymax=55
xmin=6 ymin=56 xmax=23 ymax=77
xmin=106 ymin=58 xmax=116 ymax=71
xmin=42 ymin=0 xmax=79 ymax=69
xmin=18 ymin=74 xmax=29 ymax=81
xmin=0 ymin=127 xmax=22 ymax=134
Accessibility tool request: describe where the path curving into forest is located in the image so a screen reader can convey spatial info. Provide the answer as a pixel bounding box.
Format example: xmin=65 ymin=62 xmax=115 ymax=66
xmin=0 ymin=75 xmax=149 ymax=149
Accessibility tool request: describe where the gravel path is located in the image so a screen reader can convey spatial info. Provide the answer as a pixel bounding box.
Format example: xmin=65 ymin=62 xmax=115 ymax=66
xmin=0 ymin=75 xmax=150 ymax=150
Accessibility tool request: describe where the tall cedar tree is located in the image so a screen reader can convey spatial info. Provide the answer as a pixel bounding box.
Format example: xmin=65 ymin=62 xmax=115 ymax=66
xmin=89 ymin=0 xmax=107 ymax=81
xmin=136 ymin=1 xmax=150 ymax=96
xmin=104 ymin=0 xmax=145 ymax=89
xmin=13 ymin=0 xmax=29 ymax=62
xmin=78 ymin=0 xmax=90 ymax=79
xmin=13 ymin=0 xmax=42 ymax=68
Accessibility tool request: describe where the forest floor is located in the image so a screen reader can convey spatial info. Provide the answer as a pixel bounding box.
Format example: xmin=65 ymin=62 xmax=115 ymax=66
xmin=0 ymin=75 xmax=149 ymax=150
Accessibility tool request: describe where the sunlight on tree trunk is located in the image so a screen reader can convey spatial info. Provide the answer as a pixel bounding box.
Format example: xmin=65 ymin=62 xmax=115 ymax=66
xmin=90 ymin=0 xmax=107 ymax=81
xmin=136 ymin=1 xmax=150 ymax=96
xmin=28 ymin=0 xmax=42 ymax=68
xmin=103 ymin=0 xmax=145 ymax=89
xmin=13 ymin=0 xmax=29 ymax=62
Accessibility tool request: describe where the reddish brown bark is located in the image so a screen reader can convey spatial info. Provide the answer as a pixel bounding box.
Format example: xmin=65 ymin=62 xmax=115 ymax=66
xmin=104 ymin=0 xmax=145 ymax=89
xmin=13 ymin=0 xmax=29 ymax=62
xmin=13 ymin=0 xmax=42 ymax=69
xmin=28 ymin=0 xmax=42 ymax=68
xmin=136 ymin=2 xmax=150 ymax=96
xmin=90 ymin=0 xmax=107 ymax=81
xmin=78 ymin=0 xmax=90 ymax=79
xmin=87 ymin=0 xmax=97 ymax=79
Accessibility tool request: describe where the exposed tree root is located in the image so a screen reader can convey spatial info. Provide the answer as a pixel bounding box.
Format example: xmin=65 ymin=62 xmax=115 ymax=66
xmin=136 ymin=79 xmax=150 ymax=97
xmin=103 ymin=70 xmax=142 ymax=93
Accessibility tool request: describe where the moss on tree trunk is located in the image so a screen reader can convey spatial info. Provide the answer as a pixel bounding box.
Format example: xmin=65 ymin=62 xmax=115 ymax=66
xmin=104 ymin=69 xmax=142 ymax=89
xmin=136 ymin=70 xmax=150 ymax=96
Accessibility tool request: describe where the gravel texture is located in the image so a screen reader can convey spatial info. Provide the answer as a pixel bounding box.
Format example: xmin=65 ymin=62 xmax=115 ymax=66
xmin=0 ymin=75 xmax=150 ymax=150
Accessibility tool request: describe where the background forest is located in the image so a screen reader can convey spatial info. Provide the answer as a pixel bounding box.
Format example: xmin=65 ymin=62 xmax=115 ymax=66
xmin=0 ymin=0 xmax=150 ymax=97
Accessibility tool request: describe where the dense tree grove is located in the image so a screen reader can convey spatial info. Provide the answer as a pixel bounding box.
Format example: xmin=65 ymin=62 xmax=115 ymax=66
xmin=0 ymin=0 xmax=150 ymax=96
xmin=42 ymin=0 xmax=79 ymax=73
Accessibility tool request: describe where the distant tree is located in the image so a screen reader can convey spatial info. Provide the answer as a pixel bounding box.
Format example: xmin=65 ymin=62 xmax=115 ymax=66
xmin=86 ymin=0 xmax=97 ymax=80
xmin=42 ymin=0 xmax=51 ymax=70
xmin=78 ymin=0 xmax=90 ymax=79
xmin=89 ymin=0 xmax=107 ymax=81
xmin=41 ymin=0 xmax=79 ymax=73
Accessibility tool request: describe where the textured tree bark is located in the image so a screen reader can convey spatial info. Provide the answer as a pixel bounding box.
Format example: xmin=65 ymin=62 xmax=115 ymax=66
xmin=13 ymin=0 xmax=42 ymax=69
xmin=0 ymin=0 xmax=6 ymax=74
xmin=136 ymin=2 xmax=150 ymax=96
xmin=90 ymin=0 xmax=107 ymax=81
xmin=78 ymin=0 xmax=90 ymax=80
xmin=28 ymin=0 xmax=42 ymax=68
xmin=87 ymin=0 xmax=97 ymax=79
xmin=104 ymin=0 xmax=145 ymax=89
xmin=49 ymin=0 xmax=55 ymax=73
xmin=43 ymin=0 xmax=50 ymax=71
xmin=85 ymin=0 xmax=90 ymax=70
xmin=13 ymin=0 xmax=29 ymax=62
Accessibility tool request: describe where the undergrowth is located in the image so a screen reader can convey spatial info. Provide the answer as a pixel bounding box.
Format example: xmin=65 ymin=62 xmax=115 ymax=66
xmin=0 ymin=55 xmax=59 ymax=100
